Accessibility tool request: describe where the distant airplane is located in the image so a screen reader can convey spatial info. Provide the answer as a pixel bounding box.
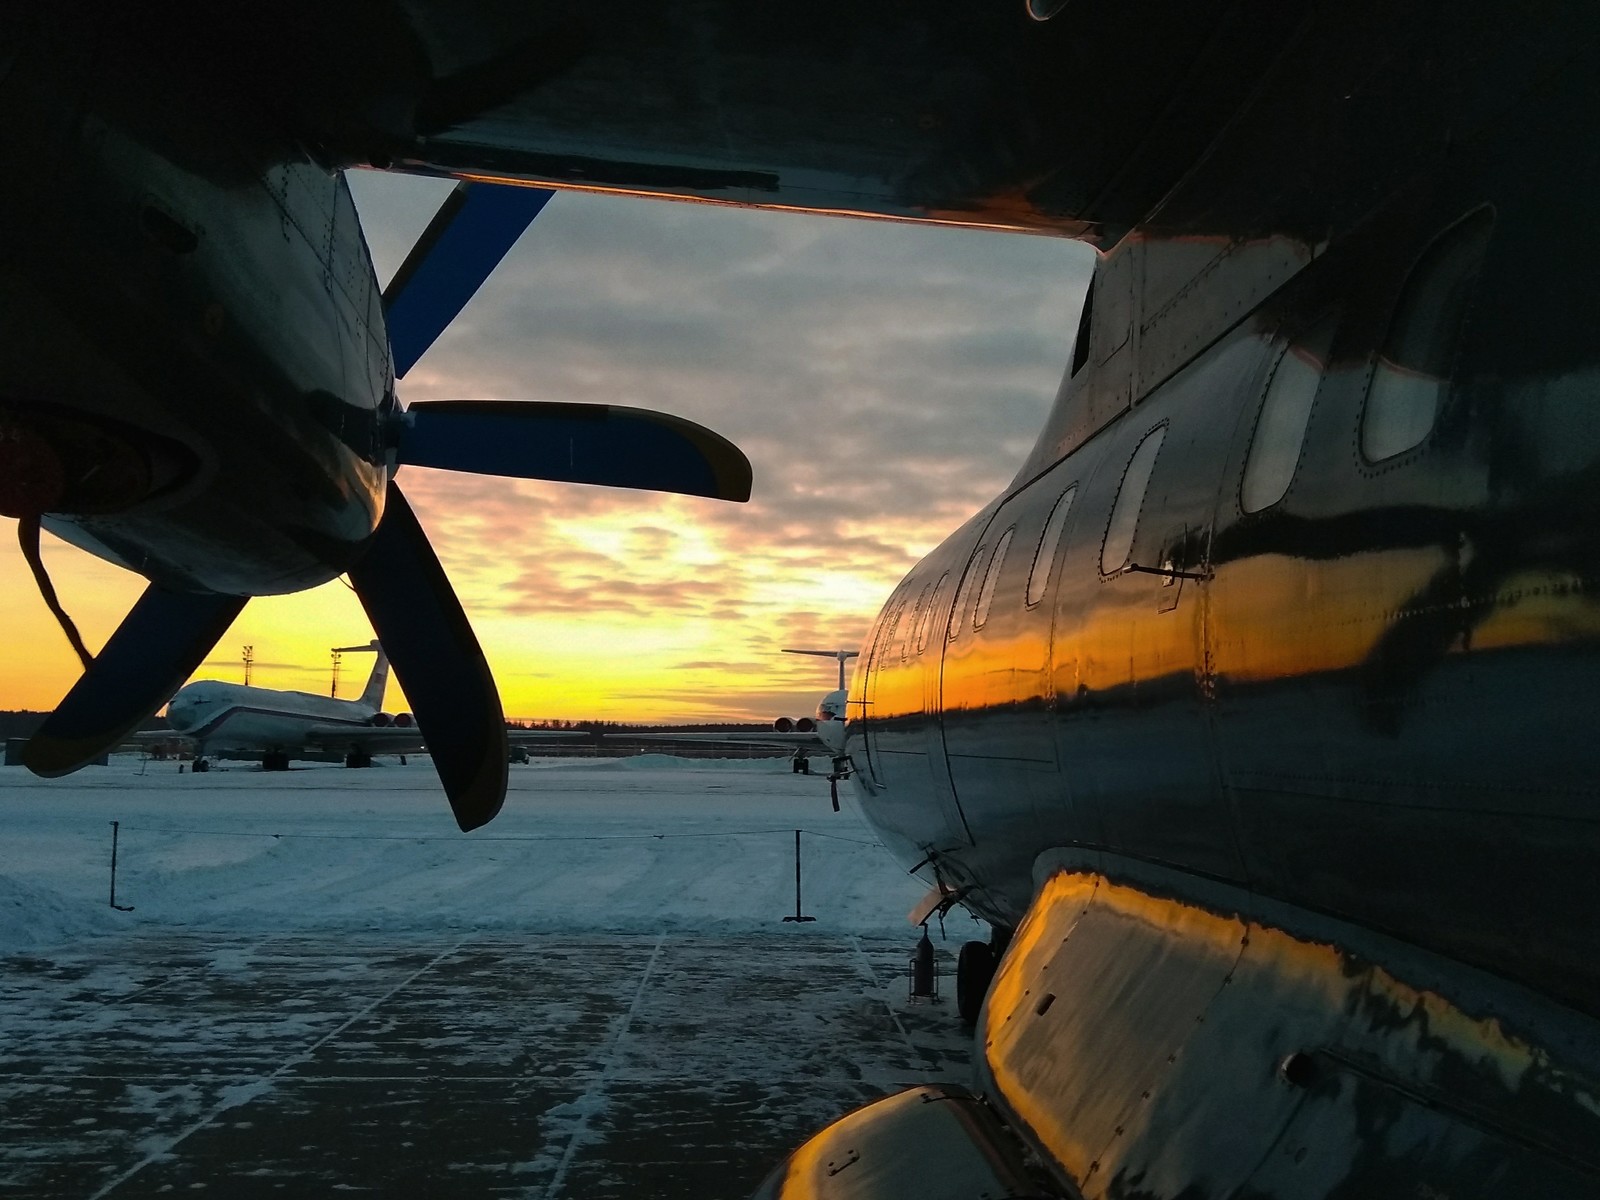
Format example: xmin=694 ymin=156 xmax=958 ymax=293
xmin=632 ymin=648 xmax=857 ymax=801
xmin=157 ymin=641 xmax=407 ymax=771
xmin=155 ymin=641 xmax=582 ymax=771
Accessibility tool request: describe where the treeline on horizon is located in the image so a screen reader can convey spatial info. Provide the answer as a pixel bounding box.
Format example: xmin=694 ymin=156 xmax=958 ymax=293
xmin=0 ymin=711 xmax=771 ymax=740
xmin=507 ymin=719 xmax=775 ymax=733
xmin=0 ymin=710 xmax=171 ymax=740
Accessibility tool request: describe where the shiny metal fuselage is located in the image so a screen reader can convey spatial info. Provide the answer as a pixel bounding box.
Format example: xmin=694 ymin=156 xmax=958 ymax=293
xmin=848 ymin=39 xmax=1600 ymax=1020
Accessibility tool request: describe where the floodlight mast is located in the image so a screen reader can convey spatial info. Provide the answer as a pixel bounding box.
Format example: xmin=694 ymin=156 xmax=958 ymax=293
xmin=330 ymin=641 xmax=382 ymax=699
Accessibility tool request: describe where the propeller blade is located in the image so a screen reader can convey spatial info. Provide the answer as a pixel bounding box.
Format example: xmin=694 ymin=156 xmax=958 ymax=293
xmin=383 ymin=181 xmax=554 ymax=378
xmin=346 ymin=479 xmax=508 ymax=832
xmin=25 ymin=587 xmax=246 ymax=777
xmin=397 ymin=400 xmax=753 ymax=502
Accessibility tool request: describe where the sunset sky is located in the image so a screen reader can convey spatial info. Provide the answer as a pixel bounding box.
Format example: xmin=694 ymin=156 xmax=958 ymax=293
xmin=0 ymin=175 xmax=1091 ymax=724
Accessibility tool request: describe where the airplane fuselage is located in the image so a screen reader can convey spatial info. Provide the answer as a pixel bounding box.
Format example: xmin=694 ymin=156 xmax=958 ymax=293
xmin=165 ymin=680 xmax=379 ymax=756
xmin=830 ymin=23 xmax=1600 ymax=1193
xmin=851 ymin=194 xmax=1600 ymax=1008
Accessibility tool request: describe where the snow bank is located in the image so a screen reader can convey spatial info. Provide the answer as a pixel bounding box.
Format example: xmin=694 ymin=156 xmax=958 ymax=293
xmin=0 ymin=872 xmax=114 ymax=950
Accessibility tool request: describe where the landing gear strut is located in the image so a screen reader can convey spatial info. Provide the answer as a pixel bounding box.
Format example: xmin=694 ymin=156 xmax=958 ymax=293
xmin=826 ymin=755 xmax=853 ymax=812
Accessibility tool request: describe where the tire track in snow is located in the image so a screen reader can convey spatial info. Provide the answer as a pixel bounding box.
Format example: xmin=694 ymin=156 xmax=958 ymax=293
xmin=849 ymin=934 xmax=926 ymax=1071
xmin=542 ymin=932 xmax=668 ymax=1200
xmin=85 ymin=936 xmax=467 ymax=1200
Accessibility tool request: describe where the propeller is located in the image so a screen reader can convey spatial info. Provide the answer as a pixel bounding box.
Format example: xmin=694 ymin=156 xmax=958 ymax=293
xmin=24 ymin=586 xmax=247 ymax=777
xmin=345 ymin=178 xmax=751 ymax=826
xmin=383 ymin=181 xmax=554 ymax=379
xmin=25 ymin=177 xmax=752 ymax=832
xmin=346 ymin=481 xmax=507 ymax=832
xmin=395 ymin=400 xmax=750 ymax=501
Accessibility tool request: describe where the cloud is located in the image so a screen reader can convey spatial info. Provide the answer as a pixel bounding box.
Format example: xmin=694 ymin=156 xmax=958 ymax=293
xmin=351 ymin=177 xmax=1091 ymax=719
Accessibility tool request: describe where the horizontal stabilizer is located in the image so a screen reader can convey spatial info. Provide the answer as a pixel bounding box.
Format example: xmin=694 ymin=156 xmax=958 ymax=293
xmin=397 ymin=400 xmax=752 ymax=502
xmin=26 ymin=586 xmax=246 ymax=777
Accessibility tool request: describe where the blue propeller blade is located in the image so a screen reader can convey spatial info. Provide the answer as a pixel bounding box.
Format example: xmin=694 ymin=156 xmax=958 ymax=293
xmin=25 ymin=587 xmax=247 ymax=777
xmin=346 ymin=479 xmax=508 ymax=832
xmin=382 ymin=181 xmax=554 ymax=378
xmin=397 ymin=401 xmax=753 ymax=502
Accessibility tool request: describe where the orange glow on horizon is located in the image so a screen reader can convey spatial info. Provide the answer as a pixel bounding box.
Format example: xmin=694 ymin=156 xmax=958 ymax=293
xmin=0 ymin=483 xmax=909 ymax=724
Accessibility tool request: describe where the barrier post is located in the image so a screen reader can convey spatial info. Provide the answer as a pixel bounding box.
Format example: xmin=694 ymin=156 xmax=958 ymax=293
xmin=782 ymin=829 xmax=816 ymax=922
xmin=108 ymin=821 xmax=134 ymax=912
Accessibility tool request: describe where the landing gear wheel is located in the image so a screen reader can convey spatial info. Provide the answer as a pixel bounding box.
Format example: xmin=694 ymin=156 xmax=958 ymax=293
xmin=956 ymin=940 xmax=997 ymax=1026
xmin=191 ymin=758 xmax=210 ymax=774
xmin=262 ymin=750 xmax=290 ymax=772
xmin=344 ymin=747 xmax=373 ymax=769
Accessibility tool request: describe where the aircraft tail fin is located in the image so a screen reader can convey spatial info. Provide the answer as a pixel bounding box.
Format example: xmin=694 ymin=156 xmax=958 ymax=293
xmin=332 ymin=640 xmax=389 ymax=709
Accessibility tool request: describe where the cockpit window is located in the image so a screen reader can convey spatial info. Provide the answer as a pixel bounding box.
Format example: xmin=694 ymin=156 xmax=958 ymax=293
xmin=1101 ymin=425 xmax=1167 ymax=575
xmin=1362 ymin=209 xmax=1493 ymax=462
xmin=1241 ymin=313 xmax=1339 ymax=513
xmin=949 ymin=544 xmax=988 ymax=640
xmin=1027 ymin=486 xmax=1078 ymax=606
xmin=973 ymin=528 xmax=1014 ymax=629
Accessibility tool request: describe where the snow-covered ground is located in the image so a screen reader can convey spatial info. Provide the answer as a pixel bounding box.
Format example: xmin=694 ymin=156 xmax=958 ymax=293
xmin=0 ymin=754 xmax=929 ymax=947
xmin=0 ymin=756 xmax=977 ymax=1199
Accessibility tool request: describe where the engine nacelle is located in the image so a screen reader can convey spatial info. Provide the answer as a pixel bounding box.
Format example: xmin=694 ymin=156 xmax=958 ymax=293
xmin=773 ymin=717 xmax=795 ymax=733
xmin=393 ymin=712 xmax=414 ymax=728
xmin=370 ymin=712 xmax=393 ymax=727
xmin=794 ymin=717 xmax=816 ymax=733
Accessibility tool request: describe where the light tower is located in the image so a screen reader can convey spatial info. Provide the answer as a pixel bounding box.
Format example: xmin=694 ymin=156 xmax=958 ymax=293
xmin=241 ymin=644 xmax=253 ymax=687
xmin=330 ymin=648 xmax=342 ymax=698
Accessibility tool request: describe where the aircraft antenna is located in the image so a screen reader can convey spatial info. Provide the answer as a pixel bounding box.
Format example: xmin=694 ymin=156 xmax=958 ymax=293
xmin=241 ymin=644 xmax=253 ymax=687
xmin=330 ymin=648 xmax=342 ymax=698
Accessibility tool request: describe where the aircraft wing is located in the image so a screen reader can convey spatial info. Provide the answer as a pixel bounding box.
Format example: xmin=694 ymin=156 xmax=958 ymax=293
xmin=122 ymin=730 xmax=193 ymax=750
xmin=622 ymin=731 xmax=826 ymax=751
xmin=506 ymin=730 xmax=600 ymax=746
xmin=303 ymin=725 xmax=429 ymax=753
xmin=345 ymin=0 xmax=1347 ymax=245
xmin=302 ymin=726 xmax=592 ymax=752
xmin=369 ymin=0 xmax=1566 ymax=248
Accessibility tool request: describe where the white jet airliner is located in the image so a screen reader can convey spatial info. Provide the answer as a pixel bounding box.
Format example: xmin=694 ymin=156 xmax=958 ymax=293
xmin=157 ymin=642 xmax=419 ymax=771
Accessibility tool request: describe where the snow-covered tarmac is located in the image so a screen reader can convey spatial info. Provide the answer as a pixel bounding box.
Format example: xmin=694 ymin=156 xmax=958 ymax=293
xmin=0 ymin=756 xmax=980 ymax=1198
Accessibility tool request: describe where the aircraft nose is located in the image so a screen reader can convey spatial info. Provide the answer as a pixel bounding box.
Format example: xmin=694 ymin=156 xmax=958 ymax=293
xmin=166 ymin=698 xmax=196 ymax=731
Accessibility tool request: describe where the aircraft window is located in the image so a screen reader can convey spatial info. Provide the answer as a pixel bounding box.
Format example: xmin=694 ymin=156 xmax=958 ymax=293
xmin=1240 ymin=314 xmax=1339 ymax=513
xmin=973 ymin=528 xmax=1015 ymax=629
xmin=949 ymin=544 xmax=988 ymax=640
xmin=1362 ymin=209 xmax=1493 ymax=462
xmin=917 ymin=573 xmax=951 ymax=653
xmin=875 ymin=597 xmax=906 ymax=666
xmin=1028 ymin=486 xmax=1078 ymax=606
xmin=902 ymin=583 xmax=931 ymax=661
xmin=1101 ymin=425 xmax=1167 ymax=575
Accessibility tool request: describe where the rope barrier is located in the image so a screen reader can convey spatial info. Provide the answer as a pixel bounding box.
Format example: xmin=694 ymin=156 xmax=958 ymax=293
xmin=113 ymin=825 xmax=885 ymax=847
